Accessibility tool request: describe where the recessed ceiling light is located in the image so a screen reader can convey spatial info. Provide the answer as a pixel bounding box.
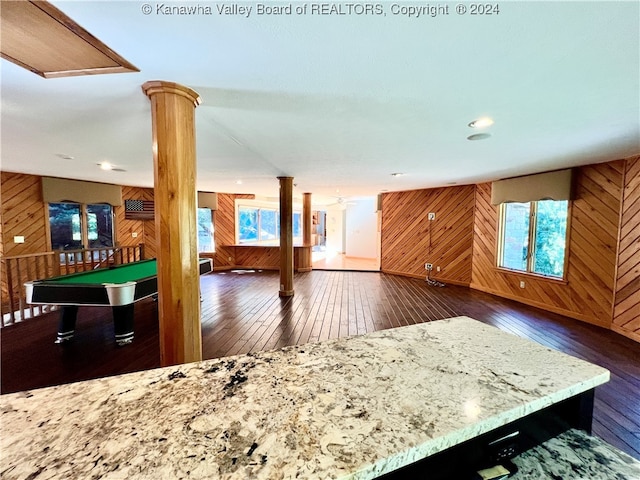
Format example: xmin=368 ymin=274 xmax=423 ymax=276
xmin=467 ymin=133 xmax=492 ymax=141
xmin=98 ymin=162 xmax=113 ymax=170
xmin=468 ymin=117 xmax=494 ymax=128
xmin=55 ymin=153 xmax=74 ymax=160
xmin=390 ymin=173 xmax=405 ymax=177
xmin=235 ymin=180 xmax=243 ymax=185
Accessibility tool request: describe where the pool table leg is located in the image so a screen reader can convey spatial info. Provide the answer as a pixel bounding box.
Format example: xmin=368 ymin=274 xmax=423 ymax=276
xmin=112 ymin=304 xmax=135 ymax=346
xmin=56 ymin=306 xmax=78 ymax=343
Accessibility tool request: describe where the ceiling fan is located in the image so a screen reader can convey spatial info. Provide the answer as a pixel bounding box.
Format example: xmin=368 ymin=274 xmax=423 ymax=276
xmin=332 ymin=196 xmax=358 ymax=208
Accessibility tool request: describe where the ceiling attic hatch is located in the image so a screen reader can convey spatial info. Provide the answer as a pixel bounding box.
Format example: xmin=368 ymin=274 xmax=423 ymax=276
xmin=0 ymin=0 xmax=138 ymax=78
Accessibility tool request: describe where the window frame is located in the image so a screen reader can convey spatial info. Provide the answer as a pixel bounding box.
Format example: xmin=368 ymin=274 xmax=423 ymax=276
xmin=86 ymin=203 xmax=115 ymax=249
xmin=197 ymin=207 xmax=216 ymax=253
xmin=235 ymin=199 xmax=303 ymax=246
xmin=47 ymin=202 xmax=115 ymax=251
xmin=496 ymin=200 xmax=571 ymax=281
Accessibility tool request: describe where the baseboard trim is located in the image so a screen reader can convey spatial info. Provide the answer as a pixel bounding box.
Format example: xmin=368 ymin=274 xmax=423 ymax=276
xmin=381 ymin=270 xmax=470 ymax=287
xmin=215 ymin=266 xmax=313 ymax=273
xmin=611 ymin=324 xmax=640 ymax=343
xmin=213 ymin=265 xmax=235 ymax=271
xmin=381 ymin=270 xmax=425 ymax=280
xmin=469 ymin=283 xmax=611 ymax=329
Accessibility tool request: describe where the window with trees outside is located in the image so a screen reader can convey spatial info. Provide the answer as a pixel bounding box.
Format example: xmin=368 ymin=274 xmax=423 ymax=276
xmin=498 ymin=200 xmax=569 ymax=278
xmin=238 ymin=205 xmax=302 ymax=245
xmin=48 ymin=203 xmax=114 ymax=251
xmin=197 ymin=208 xmax=215 ymax=253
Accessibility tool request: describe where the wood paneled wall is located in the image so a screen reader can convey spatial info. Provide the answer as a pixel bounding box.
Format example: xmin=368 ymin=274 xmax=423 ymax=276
xmin=234 ymin=245 xmax=281 ymax=269
xmin=379 ymin=157 xmax=638 ymax=342
xmin=0 ymin=173 xmax=49 ymax=258
xmin=213 ymin=193 xmax=255 ymax=270
xmin=2 ymin=156 xmax=638 ymax=342
xmin=0 ymin=171 xmax=257 ymax=275
xmin=116 ymin=186 xmax=156 ymax=259
xmin=0 ymin=173 xmax=156 ymax=315
xmin=0 ymin=173 xmax=288 ymax=276
xmin=0 ymin=173 xmax=156 ymax=259
xmin=471 ymin=161 xmax=625 ymax=329
xmin=1 ymin=173 xmax=49 ymax=315
xmin=231 ymin=245 xmax=312 ymax=271
xmin=380 ymin=185 xmax=475 ymax=285
xmin=613 ymin=156 xmax=640 ymax=341
xmin=0 ymin=212 xmax=3 ymax=313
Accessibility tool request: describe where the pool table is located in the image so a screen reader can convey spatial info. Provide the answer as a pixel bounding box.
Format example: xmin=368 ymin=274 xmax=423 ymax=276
xmin=25 ymin=258 xmax=213 ymax=346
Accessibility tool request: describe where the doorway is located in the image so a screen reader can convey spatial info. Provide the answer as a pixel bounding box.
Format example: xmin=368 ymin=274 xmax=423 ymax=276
xmin=311 ymin=198 xmax=380 ymax=271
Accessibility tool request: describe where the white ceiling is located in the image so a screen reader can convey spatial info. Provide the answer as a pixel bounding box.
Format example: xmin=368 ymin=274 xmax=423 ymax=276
xmin=1 ymin=1 xmax=639 ymax=205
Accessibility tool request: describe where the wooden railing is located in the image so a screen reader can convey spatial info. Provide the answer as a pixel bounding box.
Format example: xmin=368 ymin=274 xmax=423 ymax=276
xmin=57 ymin=244 xmax=145 ymax=275
xmin=1 ymin=244 xmax=144 ymax=327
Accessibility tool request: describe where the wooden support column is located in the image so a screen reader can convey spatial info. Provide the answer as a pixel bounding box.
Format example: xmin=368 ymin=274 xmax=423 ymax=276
xmin=303 ymin=193 xmax=312 ymax=246
xmin=279 ymin=176 xmax=294 ymax=296
xmin=142 ymin=81 xmax=202 ymax=366
xmin=297 ymin=192 xmax=313 ymax=272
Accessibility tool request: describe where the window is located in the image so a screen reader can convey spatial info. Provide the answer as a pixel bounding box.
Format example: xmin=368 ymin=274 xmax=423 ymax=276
xmin=239 ymin=207 xmax=259 ymax=243
xmin=87 ymin=204 xmax=114 ymax=248
xmin=48 ymin=203 xmax=114 ymax=250
xmin=293 ymin=212 xmax=302 ymax=239
xmin=197 ymin=208 xmax=215 ymax=253
xmin=237 ymin=203 xmax=303 ymax=245
xmin=498 ymin=200 xmax=569 ymax=278
xmin=238 ymin=207 xmax=279 ymax=244
xmin=49 ymin=203 xmax=83 ymax=250
xmin=260 ymin=209 xmax=278 ymax=241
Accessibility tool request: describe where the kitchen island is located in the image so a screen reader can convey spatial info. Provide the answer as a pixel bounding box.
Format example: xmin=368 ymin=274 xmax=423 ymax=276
xmin=0 ymin=316 xmax=613 ymax=479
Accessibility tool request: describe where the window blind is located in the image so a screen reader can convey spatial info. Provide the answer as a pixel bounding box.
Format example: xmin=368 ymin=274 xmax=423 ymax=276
xmin=41 ymin=177 xmax=122 ymax=205
xmin=197 ymin=191 xmax=218 ymax=210
xmin=491 ymin=169 xmax=573 ymax=205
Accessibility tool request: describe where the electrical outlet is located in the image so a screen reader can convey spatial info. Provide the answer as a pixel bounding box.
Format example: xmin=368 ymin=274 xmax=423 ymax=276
xmin=13 ymin=236 xmax=25 ymax=244
xmin=436 ymin=266 xmax=441 ymax=272
xmin=519 ymin=281 xmax=525 ymax=288
xmin=425 ymin=263 xmax=433 ymax=271
xmin=131 ymin=232 xmax=138 ymax=238
xmin=428 ymin=212 xmax=436 ymax=220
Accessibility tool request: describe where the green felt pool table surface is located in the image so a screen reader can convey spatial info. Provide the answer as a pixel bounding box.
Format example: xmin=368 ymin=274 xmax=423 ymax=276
xmin=26 ymin=258 xmax=212 ymax=308
xmin=50 ymin=259 xmax=157 ymax=285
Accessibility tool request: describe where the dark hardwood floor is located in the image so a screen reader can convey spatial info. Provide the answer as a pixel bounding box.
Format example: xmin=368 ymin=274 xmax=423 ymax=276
xmin=2 ymin=270 xmax=639 ymax=460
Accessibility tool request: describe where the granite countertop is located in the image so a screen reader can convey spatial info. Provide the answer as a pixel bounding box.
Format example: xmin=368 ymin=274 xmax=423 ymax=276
xmin=511 ymin=428 xmax=640 ymax=479
xmin=0 ymin=316 xmax=609 ymax=480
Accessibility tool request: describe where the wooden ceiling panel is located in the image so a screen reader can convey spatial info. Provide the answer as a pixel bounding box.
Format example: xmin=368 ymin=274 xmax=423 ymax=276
xmin=0 ymin=1 xmax=138 ymax=78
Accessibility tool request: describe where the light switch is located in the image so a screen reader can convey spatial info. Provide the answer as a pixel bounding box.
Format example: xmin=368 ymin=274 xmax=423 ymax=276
xmin=13 ymin=236 xmax=25 ymax=244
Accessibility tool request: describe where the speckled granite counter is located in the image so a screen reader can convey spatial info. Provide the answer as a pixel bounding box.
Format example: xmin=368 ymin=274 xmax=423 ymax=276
xmin=0 ymin=316 xmax=610 ymax=479
xmin=511 ymin=428 xmax=640 ymax=479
